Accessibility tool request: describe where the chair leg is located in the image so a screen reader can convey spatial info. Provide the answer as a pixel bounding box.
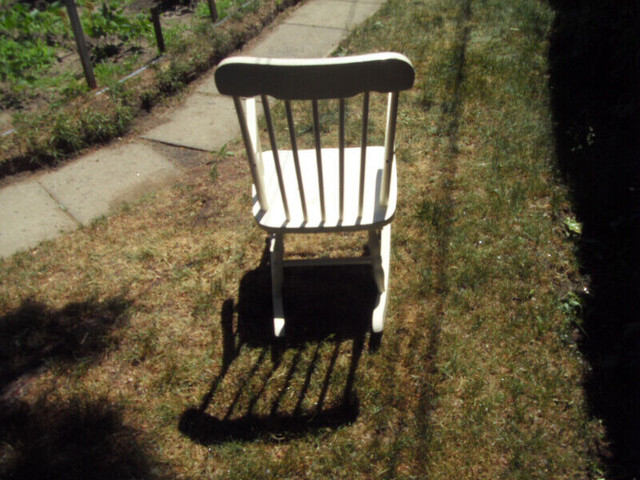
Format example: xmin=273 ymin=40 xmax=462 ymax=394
xmin=368 ymin=229 xmax=385 ymax=293
xmin=270 ymin=233 xmax=285 ymax=337
xmin=370 ymin=225 xmax=390 ymax=333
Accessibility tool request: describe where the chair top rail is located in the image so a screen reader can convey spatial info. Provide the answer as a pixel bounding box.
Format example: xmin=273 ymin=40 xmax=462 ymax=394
xmin=215 ymin=52 xmax=415 ymax=100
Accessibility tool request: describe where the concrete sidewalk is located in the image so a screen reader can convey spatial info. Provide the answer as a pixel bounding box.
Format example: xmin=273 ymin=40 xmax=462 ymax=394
xmin=0 ymin=0 xmax=385 ymax=259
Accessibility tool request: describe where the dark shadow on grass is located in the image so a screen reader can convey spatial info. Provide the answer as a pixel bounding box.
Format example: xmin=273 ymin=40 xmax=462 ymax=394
xmin=0 ymin=395 xmax=171 ymax=480
xmin=549 ymin=1 xmax=640 ymax=477
xmin=234 ymin=240 xmax=378 ymax=347
xmin=180 ymin=396 xmax=359 ymax=445
xmin=179 ymin=240 xmax=373 ymax=444
xmin=0 ymin=296 xmax=132 ymax=397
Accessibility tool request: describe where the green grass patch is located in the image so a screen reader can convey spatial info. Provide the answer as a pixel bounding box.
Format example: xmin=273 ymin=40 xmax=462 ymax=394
xmin=0 ymin=0 xmax=606 ymax=478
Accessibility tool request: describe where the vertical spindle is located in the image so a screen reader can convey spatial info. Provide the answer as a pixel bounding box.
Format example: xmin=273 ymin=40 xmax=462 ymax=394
xmin=312 ymin=100 xmax=326 ymax=222
xmin=381 ymin=92 xmax=399 ymax=207
xmin=285 ymin=100 xmax=308 ymax=223
xmin=262 ymin=95 xmax=290 ymax=222
xmin=359 ymin=92 xmax=370 ymax=218
xmin=338 ymin=98 xmax=346 ymax=222
xmin=233 ymin=97 xmax=268 ymax=210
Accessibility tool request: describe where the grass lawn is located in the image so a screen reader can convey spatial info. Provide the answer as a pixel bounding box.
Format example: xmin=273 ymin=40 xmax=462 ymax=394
xmin=0 ymin=0 xmax=608 ymax=478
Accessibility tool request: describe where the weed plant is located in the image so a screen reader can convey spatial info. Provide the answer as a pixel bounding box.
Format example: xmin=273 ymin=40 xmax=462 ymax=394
xmin=195 ymin=0 xmax=246 ymax=20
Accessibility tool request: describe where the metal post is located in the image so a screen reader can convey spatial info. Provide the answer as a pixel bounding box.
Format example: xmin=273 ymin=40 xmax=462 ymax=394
xmin=150 ymin=6 xmax=165 ymax=53
xmin=64 ymin=0 xmax=96 ymax=89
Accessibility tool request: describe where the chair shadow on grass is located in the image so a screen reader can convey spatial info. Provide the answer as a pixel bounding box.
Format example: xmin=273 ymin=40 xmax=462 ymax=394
xmin=549 ymin=1 xmax=640 ymax=477
xmin=179 ymin=240 xmax=381 ymax=444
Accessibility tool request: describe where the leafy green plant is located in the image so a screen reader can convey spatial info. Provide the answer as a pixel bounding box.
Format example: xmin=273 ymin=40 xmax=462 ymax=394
xmin=563 ymin=215 xmax=582 ymax=236
xmin=51 ymin=113 xmax=83 ymax=154
xmin=195 ymin=0 xmax=242 ymax=20
xmin=155 ymin=61 xmax=191 ymax=95
xmin=0 ymin=0 xmax=151 ymax=87
xmin=82 ymin=1 xmax=149 ymax=41
xmin=80 ymin=0 xmax=150 ymax=62
xmin=0 ymin=1 xmax=67 ymax=83
xmin=0 ymin=1 xmax=67 ymax=37
xmin=0 ymin=38 xmax=54 ymax=82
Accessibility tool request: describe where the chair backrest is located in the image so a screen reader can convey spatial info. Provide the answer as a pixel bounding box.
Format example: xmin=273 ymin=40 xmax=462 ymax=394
xmin=214 ymin=52 xmax=415 ymax=224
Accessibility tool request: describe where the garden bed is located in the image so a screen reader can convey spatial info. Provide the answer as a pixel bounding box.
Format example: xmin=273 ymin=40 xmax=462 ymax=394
xmin=0 ymin=0 xmax=297 ymax=179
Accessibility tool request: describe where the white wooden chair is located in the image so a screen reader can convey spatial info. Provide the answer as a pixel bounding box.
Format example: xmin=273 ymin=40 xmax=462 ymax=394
xmin=215 ymin=52 xmax=415 ymax=337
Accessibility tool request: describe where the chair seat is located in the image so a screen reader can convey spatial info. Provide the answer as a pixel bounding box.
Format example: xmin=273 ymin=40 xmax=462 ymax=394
xmin=252 ymin=146 xmax=397 ymax=233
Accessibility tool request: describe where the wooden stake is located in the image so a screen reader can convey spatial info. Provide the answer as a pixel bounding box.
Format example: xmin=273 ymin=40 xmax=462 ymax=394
xmin=64 ymin=0 xmax=96 ymax=89
xmin=207 ymin=0 xmax=218 ymax=22
xmin=150 ymin=6 xmax=165 ymax=53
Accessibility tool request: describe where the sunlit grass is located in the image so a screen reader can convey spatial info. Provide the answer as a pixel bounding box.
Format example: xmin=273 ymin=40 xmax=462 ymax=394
xmin=0 ymin=0 xmax=605 ymax=479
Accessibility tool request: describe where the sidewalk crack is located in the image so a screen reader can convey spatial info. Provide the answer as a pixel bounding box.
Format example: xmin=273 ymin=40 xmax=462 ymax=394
xmin=36 ymin=181 xmax=82 ymax=227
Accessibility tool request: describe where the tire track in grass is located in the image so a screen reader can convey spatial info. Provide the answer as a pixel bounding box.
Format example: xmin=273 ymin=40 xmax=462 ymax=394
xmin=415 ymin=0 xmax=472 ymax=474
xmin=380 ymin=0 xmax=473 ymax=476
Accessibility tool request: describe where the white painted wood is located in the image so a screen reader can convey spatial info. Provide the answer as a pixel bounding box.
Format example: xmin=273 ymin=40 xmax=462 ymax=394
xmin=381 ymin=92 xmax=399 ymax=207
xmin=261 ymin=95 xmax=290 ymax=221
xmin=311 ymin=100 xmax=326 ymax=222
xmin=372 ymin=223 xmax=391 ymax=333
xmin=284 ymin=100 xmax=308 ymax=223
xmin=234 ymin=97 xmax=268 ymax=210
xmin=270 ymin=233 xmax=285 ymax=337
xmin=368 ymin=229 xmax=384 ymax=293
xmin=339 ymin=98 xmax=346 ymax=222
xmin=215 ymin=52 xmax=415 ymax=100
xmin=252 ymin=147 xmax=397 ymax=232
xmin=359 ymin=92 xmax=369 ymax=218
xmin=217 ymin=52 xmax=414 ymax=337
